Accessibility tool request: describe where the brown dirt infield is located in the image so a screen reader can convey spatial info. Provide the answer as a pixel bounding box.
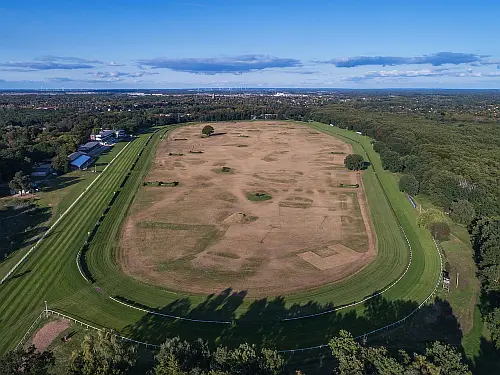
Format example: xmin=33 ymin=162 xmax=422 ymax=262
xmin=118 ymin=122 xmax=377 ymax=296
xmin=30 ymin=319 xmax=70 ymax=352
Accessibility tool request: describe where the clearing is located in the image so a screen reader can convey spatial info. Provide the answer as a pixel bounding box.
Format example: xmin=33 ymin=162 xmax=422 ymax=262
xmin=119 ymin=122 xmax=377 ymax=296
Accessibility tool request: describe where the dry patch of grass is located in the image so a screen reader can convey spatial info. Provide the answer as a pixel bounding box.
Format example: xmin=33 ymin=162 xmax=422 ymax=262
xmin=119 ymin=121 xmax=376 ymax=296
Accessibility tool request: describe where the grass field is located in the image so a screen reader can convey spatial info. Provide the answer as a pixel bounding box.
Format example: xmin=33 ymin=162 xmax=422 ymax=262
xmin=0 ymin=144 xmax=127 ymax=281
xmin=0 ymin=122 xmax=441 ymax=355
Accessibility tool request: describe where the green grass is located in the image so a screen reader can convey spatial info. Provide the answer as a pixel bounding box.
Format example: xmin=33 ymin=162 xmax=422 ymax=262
xmin=0 ymin=122 xmax=442 ymax=356
xmin=413 ymin=194 xmax=483 ymax=359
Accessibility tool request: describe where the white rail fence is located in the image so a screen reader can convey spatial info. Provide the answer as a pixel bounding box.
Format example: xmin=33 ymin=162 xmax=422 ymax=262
xmin=16 ymin=237 xmax=441 ymax=355
xmin=1 ymin=141 xmax=134 ymax=285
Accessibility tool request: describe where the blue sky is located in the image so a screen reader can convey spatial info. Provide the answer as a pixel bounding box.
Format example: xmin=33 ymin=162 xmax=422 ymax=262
xmin=1 ymin=0 xmax=500 ymax=89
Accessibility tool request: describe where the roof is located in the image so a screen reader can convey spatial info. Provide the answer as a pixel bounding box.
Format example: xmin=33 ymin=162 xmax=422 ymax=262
xmin=70 ymin=155 xmax=91 ymax=168
xmin=68 ymin=151 xmax=85 ymax=161
xmin=32 ymin=166 xmax=51 ymax=172
xmin=99 ymin=130 xmax=115 ymax=137
xmin=79 ymin=141 xmax=100 ymax=150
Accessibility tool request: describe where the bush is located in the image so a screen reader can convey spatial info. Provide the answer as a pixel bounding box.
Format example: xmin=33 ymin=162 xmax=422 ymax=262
xmin=429 ymin=221 xmax=450 ymax=241
xmin=399 ymin=173 xmax=419 ymax=195
xmin=344 ymin=154 xmax=365 ymax=171
xmin=246 ymin=192 xmax=272 ymax=201
xmin=202 ymin=125 xmax=215 ymax=136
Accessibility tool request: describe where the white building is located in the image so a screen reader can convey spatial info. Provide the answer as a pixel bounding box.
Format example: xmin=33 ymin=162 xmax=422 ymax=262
xmin=90 ymin=130 xmax=115 ymax=144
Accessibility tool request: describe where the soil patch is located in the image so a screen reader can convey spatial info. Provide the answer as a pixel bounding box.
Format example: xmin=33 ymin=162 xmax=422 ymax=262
xmin=119 ymin=121 xmax=377 ymax=296
xmin=30 ymin=319 xmax=70 ymax=352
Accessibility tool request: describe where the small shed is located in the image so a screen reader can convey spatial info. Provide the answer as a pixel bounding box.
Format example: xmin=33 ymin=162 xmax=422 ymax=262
xmin=31 ymin=164 xmax=52 ymax=178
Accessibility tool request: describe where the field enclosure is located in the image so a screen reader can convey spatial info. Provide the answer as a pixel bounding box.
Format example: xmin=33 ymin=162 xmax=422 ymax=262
xmin=0 ymin=122 xmax=441 ymax=355
xmin=120 ymin=122 xmax=376 ymax=295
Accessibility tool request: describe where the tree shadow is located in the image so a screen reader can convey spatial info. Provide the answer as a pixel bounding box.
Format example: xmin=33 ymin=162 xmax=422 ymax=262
xmin=120 ymin=291 xmax=464 ymax=365
xmin=0 ymin=204 xmax=51 ymax=263
xmin=2 ymin=269 xmax=32 ymax=285
xmin=471 ymin=337 xmax=500 ymax=375
xmin=368 ymin=297 xmax=463 ymax=352
xmin=42 ymin=176 xmax=81 ymax=192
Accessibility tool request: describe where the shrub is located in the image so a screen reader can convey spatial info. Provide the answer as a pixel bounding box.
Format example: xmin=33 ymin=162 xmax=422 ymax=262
xmin=429 ymin=221 xmax=451 ymax=241
xmin=344 ymin=154 xmax=365 ymax=171
xmin=246 ymin=192 xmax=272 ymax=202
xmin=202 ymin=125 xmax=215 ymax=136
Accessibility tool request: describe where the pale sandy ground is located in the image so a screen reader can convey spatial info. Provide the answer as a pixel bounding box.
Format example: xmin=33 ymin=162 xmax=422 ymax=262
xmin=119 ymin=122 xmax=377 ymax=296
xmin=30 ymin=319 xmax=69 ymax=352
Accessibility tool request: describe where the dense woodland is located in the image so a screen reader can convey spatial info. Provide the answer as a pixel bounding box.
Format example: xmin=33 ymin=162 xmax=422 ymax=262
xmin=1 ymin=90 xmax=500 ymax=373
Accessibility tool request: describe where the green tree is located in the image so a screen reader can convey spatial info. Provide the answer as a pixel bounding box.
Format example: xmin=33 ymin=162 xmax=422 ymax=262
xmin=398 ymin=174 xmax=419 ymax=195
xmin=69 ymin=331 xmax=137 ymax=375
xmin=51 ymin=146 xmax=70 ymax=174
xmin=421 ymin=341 xmax=471 ymax=375
xmin=154 ymin=337 xmax=211 ymax=374
xmin=429 ymin=221 xmax=451 ymax=241
xmin=329 ymin=330 xmax=364 ymax=375
xmin=344 ymin=154 xmax=365 ymax=171
xmin=9 ymin=171 xmax=31 ymax=196
xmin=487 ymin=309 xmax=500 ymax=349
xmin=0 ymin=345 xmax=55 ymax=375
xmin=153 ymin=353 xmax=187 ymax=375
xmin=202 ymin=125 xmax=215 ymax=136
xmin=380 ymin=150 xmax=403 ymax=173
xmin=213 ymin=343 xmax=283 ymax=375
xmin=417 ymin=208 xmax=445 ymax=228
xmin=449 ymin=200 xmax=475 ymax=225
xmin=328 ymin=331 xmax=471 ymax=375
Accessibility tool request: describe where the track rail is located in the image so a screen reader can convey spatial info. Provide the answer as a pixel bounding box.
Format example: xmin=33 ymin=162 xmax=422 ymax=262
xmin=0 ymin=140 xmax=134 ymax=285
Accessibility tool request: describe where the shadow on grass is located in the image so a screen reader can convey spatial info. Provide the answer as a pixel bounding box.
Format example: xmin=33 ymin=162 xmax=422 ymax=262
xmin=41 ymin=176 xmax=81 ymax=192
xmin=120 ymin=290 xmax=464 ymax=361
xmin=0 ymin=204 xmax=51 ymax=263
xmin=471 ymin=337 xmax=500 ymax=375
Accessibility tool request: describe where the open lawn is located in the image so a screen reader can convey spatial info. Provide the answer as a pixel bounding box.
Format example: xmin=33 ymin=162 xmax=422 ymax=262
xmin=120 ymin=122 xmax=376 ymax=296
xmin=0 ymin=122 xmax=441 ymax=356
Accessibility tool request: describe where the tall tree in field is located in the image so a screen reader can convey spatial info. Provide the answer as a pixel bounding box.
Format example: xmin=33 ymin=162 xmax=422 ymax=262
xmin=0 ymin=345 xmax=55 ymax=375
xmin=69 ymin=331 xmax=137 ymax=375
xmin=201 ymin=125 xmax=215 ymax=137
xmin=344 ymin=154 xmax=365 ymax=171
xmin=398 ymin=174 xmax=419 ymax=195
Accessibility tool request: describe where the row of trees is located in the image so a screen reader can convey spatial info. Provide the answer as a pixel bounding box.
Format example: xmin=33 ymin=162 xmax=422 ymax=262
xmin=471 ymin=218 xmax=500 ymax=349
xmin=0 ymin=330 xmax=471 ymax=375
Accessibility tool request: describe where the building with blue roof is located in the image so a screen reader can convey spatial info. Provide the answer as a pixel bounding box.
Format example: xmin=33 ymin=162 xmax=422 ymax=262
xmin=70 ymin=154 xmax=92 ymax=170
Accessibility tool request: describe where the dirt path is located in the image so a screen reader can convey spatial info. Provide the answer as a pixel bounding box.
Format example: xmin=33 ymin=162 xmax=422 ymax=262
xmin=30 ymin=319 xmax=70 ymax=351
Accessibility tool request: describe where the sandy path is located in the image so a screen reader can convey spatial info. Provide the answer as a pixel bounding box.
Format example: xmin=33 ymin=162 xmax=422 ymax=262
xmin=30 ymin=319 xmax=70 ymax=352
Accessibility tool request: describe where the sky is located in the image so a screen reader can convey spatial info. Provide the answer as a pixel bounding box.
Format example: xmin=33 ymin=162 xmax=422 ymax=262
xmin=1 ymin=0 xmax=500 ymax=89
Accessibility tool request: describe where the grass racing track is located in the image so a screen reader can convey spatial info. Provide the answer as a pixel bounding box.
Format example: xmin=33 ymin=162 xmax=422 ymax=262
xmin=0 ymin=122 xmax=441 ymax=354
